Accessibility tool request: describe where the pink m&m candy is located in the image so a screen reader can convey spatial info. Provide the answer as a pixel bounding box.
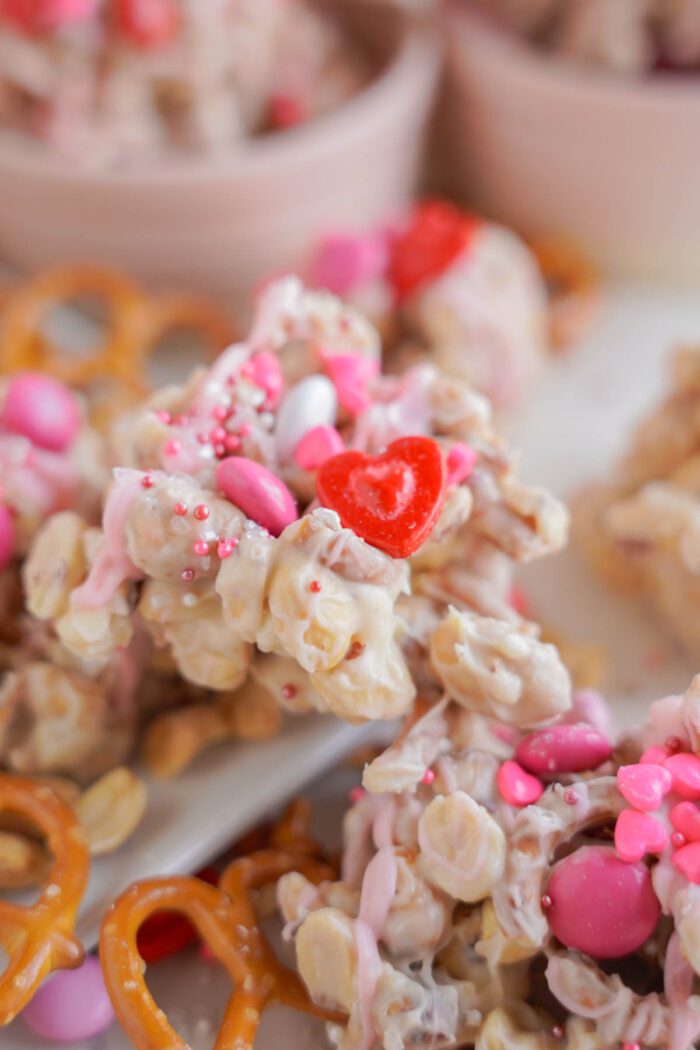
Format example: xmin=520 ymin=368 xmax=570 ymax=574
xmin=22 ymin=955 xmax=114 ymax=1043
xmin=496 ymin=760 xmax=543 ymax=807
xmin=217 ymin=456 xmax=297 ymax=537
xmin=515 ymin=723 xmax=612 ymax=777
xmin=0 ymin=503 xmax=15 ymax=572
xmin=545 ymin=845 xmax=660 ymax=958
xmin=309 ymin=231 xmax=388 ymax=296
xmin=3 ymin=372 xmax=80 ymax=452
xmin=294 ymin=425 xmax=344 ymax=472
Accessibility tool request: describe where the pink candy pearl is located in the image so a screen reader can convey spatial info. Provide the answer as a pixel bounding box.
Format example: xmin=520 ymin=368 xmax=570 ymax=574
xmin=294 ymin=425 xmax=344 ymax=472
xmin=446 ymin=442 xmax=477 ymax=487
xmin=496 ymin=760 xmax=543 ymax=807
xmin=515 ymin=723 xmax=612 ymax=777
xmin=3 ymin=372 xmax=80 ymax=452
xmin=309 ymin=231 xmax=388 ymax=295
xmin=670 ymin=801 xmax=700 ymax=843
xmin=615 ymin=808 xmax=668 ymax=862
xmin=545 ymin=845 xmax=660 ymax=958
xmin=665 ymin=752 xmax=700 ymax=800
xmin=217 ymin=457 xmax=297 ymax=537
xmin=617 ymin=763 xmax=672 ymax=812
xmin=21 ymin=955 xmax=114 ymax=1043
xmin=0 ymin=503 xmax=15 ymax=571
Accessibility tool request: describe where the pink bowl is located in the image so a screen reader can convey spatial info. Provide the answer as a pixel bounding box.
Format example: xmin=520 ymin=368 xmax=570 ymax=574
xmin=443 ymin=3 xmax=700 ymax=282
xmin=0 ymin=1 xmax=441 ymax=306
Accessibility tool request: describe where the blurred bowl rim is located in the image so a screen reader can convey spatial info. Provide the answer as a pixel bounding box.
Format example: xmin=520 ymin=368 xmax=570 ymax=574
xmin=0 ymin=0 xmax=441 ymax=187
xmin=449 ymin=1 xmax=700 ymax=110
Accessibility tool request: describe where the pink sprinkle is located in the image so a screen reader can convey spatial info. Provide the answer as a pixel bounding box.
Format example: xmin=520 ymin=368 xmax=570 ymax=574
xmin=217 ymin=538 xmax=237 ymax=560
xmin=322 ymin=352 xmax=379 ymax=416
xmin=211 ymin=427 xmax=227 ymax=444
xmin=164 ymin=439 xmax=181 ymax=456
xmin=155 ymin=410 xmax=171 ymax=424
xmin=497 ymin=760 xmax=543 ymax=807
xmin=421 ymin=769 xmax=435 ymax=785
xmin=212 ymin=406 xmax=229 ymax=422
xmin=665 ymin=753 xmax=700 ymax=800
xmin=181 ymin=568 xmax=195 ymax=583
xmin=281 ymin=684 xmax=297 ymax=700
xmin=294 ymin=425 xmax=345 ymax=472
xmin=670 ymin=801 xmax=700 ymax=843
xmin=446 ymin=443 xmax=477 ymax=486
xmin=193 ymin=540 xmax=209 ymax=557
xmin=666 ymin=736 xmax=683 ymax=752
xmin=225 ymin=434 xmax=241 ymax=453
xmin=309 ymin=580 xmax=322 ymax=593
xmin=239 ymin=423 xmax=252 ymax=437
xmin=141 ymin=475 xmax=155 ymax=489
xmin=349 ymin=787 xmax=366 ymax=804
xmin=193 ymin=504 xmax=209 ymax=521
xmin=540 ymin=894 xmax=552 ymax=909
xmin=563 ymin=788 xmax=579 ymax=805
xmin=552 ymin=1026 xmax=564 ymax=1040
xmin=622 ymin=1044 xmax=641 ymax=1050
xmin=617 ymin=763 xmax=672 ymax=812
xmin=196 ymin=431 xmax=210 ymax=445
xmin=615 ymin=808 xmax=668 ymax=862
xmin=672 ymin=841 xmax=700 ymax=883
xmin=640 ymin=745 xmax=671 ymax=765
xmin=671 ymin=832 xmax=687 ymax=848
xmin=173 ymin=502 xmax=188 ymax=516
xmin=214 ymin=443 xmax=226 ymax=458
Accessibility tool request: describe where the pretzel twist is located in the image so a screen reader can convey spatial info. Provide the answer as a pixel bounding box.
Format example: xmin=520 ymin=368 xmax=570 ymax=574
xmin=101 ymin=850 xmax=343 ymax=1050
xmin=0 ymin=774 xmax=89 ymax=1025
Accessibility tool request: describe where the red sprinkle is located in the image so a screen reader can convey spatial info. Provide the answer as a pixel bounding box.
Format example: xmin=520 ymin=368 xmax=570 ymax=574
xmin=164 ymin=439 xmax=181 ymax=457
xmin=174 ymin=502 xmax=188 ymax=516
xmin=212 ymin=406 xmax=229 ymax=422
xmin=211 ymin=427 xmax=227 ymax=444
xmin=281 ymin=684 xmax=298 ymax=700
xmin=193 ymin=504 xmax=210 ymax=521
xmin=181 ymin=568 xmax=195 ymax=583
xmin=540 ymin=894 xmax=552 ymax=910
xmin=193 ymin=540 xmax=210 ymax=557
xmin=225 ymin=434 xmax=241 ymax=453
xmin=349 ymin=787 xmax=366 ymax=804
xmin=421 ymin=769 xmax=435 ymax=785
xmin=309 ymin=580 xmax=322 ymax=593
xmin=141 ymin=475 xmax=155 ymax=489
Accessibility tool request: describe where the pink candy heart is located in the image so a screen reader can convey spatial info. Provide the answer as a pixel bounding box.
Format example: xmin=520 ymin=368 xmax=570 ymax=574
xmin=617 ymin=763 xmax=672 ymax=812
xmin=309 ymin=231 xmax=388 ymax=296
xmin=322 ymin=353 xmax=379 ymax=416
xmin=496 ymin=760 xmax=543 ymax=808
xmin=673 ymin=842 xmax=700 ymax=884
xmin=670 ymin=802 xmax=700 ymax=843
xmin=446 ymin=443 xmax=477 ymax=487
xmin=615 ymin=808 xmax=668 ymax=863
xmin=665 ymin=753 xmax=700 ymax=800
xmin=640 ymin=745 xmax=672 ymax=765
xmin=294 ymin=425 xmax=344 ymax=472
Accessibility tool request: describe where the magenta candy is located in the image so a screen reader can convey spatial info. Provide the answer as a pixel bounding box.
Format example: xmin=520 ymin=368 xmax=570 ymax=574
xmin=21 ymin=955 xmax=114 ymax=1043
xmin=615 ymin=808 xmax=668 ymax=862
xmin=217 ymin=456 xmax=297 ymax=537
xmin=617 ymin=763 xmax=672 ymax=812
xmin=497 ymin=760 xmax=543 ymax=807
xmin=673 ymin=842 xmax=700 ymax=884
xmin=545 ymin=845 xmax=660 ymax=959
xmin=446 ymin=442 xmax=477 ymax=487
xmin=3 ymin=372 xmax=80 ymax=452
xmin=665 ymin=753 xmax=700 ymax=801
xmin=309 ymin=231 xmax=388 ymax=295
xmin=0 ymin=503 xmax=15 ymax=571
xmin=515 ymin=723 xmax=613 ymax=776
xmin=294 ymin=425 xmax=344 ymax=471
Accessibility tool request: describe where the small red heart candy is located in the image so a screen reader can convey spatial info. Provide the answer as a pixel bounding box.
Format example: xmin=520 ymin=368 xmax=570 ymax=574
xmin=115 ymin=0 xmax=178 ymax=48
xmin=387 ymin=200 xmax=479 ymax=302
xmin=316 ymin=435 xmax=447 ymax=559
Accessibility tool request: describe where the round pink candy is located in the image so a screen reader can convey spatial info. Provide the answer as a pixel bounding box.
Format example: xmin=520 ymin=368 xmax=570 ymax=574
xmin=294 ymin=425 xmax=344 ymax=472
xmin=515 ymin=723 xmax=612 ymax=777
xmin=217 ymin=456 xmax=297 ymax=537
xmin=0 ymin=503 xmax=15 ymax=571
xmin=3 ymin=372 xmax=80 ymax=452
xmin=22 ymin=955 xmax=114 ymax=1043
xmin=497 ymin=759 xmax=543 ymax=807
xmin=545 ymin=845 xmax=660 ymax=958
xmin=309 ymin=231 xmax=388 ymax=295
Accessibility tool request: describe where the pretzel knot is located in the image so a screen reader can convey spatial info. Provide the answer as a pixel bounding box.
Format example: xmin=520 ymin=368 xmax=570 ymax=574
xmin=101 ymin=850 xmax=344 ymax=1050
xmin=0 ymin=265 xmax=235 ymax=422
xmin=0 ymin=774 xmax=89 ymax=1025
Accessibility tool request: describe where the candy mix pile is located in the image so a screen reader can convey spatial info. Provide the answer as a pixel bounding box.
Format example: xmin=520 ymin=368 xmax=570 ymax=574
xmin=0 ymin=0 xmax=366 ymax=167
xmin=478 ymin=0 xmax=700 ymax=75
xmin=575 ymin=345 xmax=700 ymax=660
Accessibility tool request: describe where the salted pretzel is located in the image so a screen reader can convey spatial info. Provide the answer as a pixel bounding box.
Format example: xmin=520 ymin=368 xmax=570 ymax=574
xmin=101 ymin=848 xmax=343 ymax=1050
xmin=528 ymin=237 xmax=600 ymax=352
xmin=0 ymin=265 xmax=235 ymax=421
xmin=0 ymin=774 xmax=89 ymax=1025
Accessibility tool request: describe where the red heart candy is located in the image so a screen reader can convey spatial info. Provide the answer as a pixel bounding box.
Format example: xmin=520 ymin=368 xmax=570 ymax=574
xmin=387 ymin=200 xmax=479 ymax=302
xmin=316 ymin=435 xmax=447 ymax=559
xmin=114 ymin=0 xmax=178 ymax=48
